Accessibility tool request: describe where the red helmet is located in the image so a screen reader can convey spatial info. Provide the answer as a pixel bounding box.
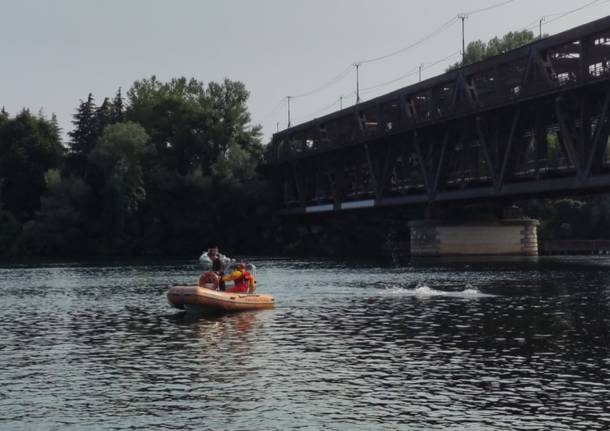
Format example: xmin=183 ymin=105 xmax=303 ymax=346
xmin=237 ymin=262 xmax=246 ymax=270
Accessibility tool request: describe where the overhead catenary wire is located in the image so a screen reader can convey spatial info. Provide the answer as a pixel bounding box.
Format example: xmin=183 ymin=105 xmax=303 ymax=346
xmin=357 ymin=0 xmax=517 ymax=65
xmin=523 ymin=0 xmax=610 ymax=32
xmin=292 ymin=95 xmax=354 ymax=122
xmin=289 ymin=64 xmax=354 ymax=99
xmin=267 ymin=0 xmax=520 ymax=131
xmin=356 ymin=17 xmax=459 ymax=65
xmin=545 ymin=0 xmax=609 ymax=25
xmin=293 ymin=50 xmax=462 ymax=123
xmin=360 ymin=51 xmax=462 ymax=96
xmin=462 ymin=0 xmax=516 ymax=16
xmin=258 ymin=97 xmax=287 ymax=122
xmin=271 ymin=0 xmax=518 ymax=116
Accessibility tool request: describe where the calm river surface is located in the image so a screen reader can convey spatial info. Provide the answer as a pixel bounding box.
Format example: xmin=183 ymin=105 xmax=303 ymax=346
xmin=2 ymin=256 xmax=610 ymax=430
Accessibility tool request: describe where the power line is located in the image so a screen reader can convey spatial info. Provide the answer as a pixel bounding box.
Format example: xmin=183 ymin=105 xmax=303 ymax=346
xmin=356 ymin=0 xmax=517 ymax=66
xmin=292 ymin=50 xmax=461 ymax=124
xmin=463 ymin=0 xmax=516 ymax=16
xmin=273 ymin=0 xmax=517 ymax=109
xmin=545 ymin=0 xmax=607 ymax=25
xmin=289 ymin=64 xmax=353 ymax=99
xmin=357 ymin=17 xmax=459 ymax=65
xmin=360 ymin=66 xmax=419 ymax=95
xmin=258 ymin=98 xmax=286 ymax=122
xmin=523 ymin=0 xmax=610 ymax=32
xmin=292 ymin=96 xmax=349 ymax=122
xmin=360 ymin=51 xmax=461 ymax=96
xmin=267 ymin=0 xmax=520 ymax=130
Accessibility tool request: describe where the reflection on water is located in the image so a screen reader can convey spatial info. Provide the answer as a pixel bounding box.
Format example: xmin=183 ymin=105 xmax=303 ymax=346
xmin=1 ymin=257 xmax=610 ymax=430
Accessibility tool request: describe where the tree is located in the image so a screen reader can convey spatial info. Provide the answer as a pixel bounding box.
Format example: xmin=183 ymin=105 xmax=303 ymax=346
xmin=449 ymin=29 xmax=537 ymax=70
xmin=206 ymin=79 xmax=263 ymax=180
xmin=68 ymin=93 xmax=97 ymax=155
xmin=0 ymin=209 xmax=20 ymax=255
xmin=18 ymin=170 xmax=91 ymax=256
xmin=126 ymin=76 xmax=262 ymax=177
xmin=111 ymin=87 xmax=124 ymax=123
xmin=89 ymin=122 xmax=150 ymax=247
xmin=0 ymin=110 xmax=64 ymax=220
xmin=95 ymin=97 xmax=113 ymax=135
xmin=122 ymin=76 xmax=268 ymax=255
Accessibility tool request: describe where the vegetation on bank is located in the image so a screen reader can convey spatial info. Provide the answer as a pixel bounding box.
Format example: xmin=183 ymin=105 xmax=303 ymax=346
xmin=448 ymin=29 xmax=539 ymax=70
xmin=0 ymin=77 xmax=276 ymax=257
xmin=1 ymin=62 xmax=610 ymax=258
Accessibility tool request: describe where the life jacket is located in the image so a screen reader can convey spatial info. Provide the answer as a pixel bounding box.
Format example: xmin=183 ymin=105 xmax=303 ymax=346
xmin=229 ymin=270 xmax=252 ymax=293
xmin=236 ymin=270 xmax=251 ymax=290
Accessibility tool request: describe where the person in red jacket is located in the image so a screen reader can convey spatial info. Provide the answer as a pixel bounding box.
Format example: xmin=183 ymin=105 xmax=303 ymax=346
xmin=223 ymin=263 xmax=255 ymax=293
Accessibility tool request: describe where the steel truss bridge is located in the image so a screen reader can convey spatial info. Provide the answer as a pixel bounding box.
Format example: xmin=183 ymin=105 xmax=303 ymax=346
xmin=266 ymin=16 xmax=610 ymax=216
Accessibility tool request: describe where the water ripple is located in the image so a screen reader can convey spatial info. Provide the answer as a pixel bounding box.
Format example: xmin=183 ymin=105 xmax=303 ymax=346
xmin=1 ymin=258 xmax=610 ymax=429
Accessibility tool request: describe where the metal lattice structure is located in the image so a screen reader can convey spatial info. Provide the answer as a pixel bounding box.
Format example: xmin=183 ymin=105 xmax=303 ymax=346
xmin=266 ymin=16 xmax=610 ymax=215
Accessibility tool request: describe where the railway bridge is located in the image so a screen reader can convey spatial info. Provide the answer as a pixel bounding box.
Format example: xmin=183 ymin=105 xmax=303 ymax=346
xmin=265 ymin=16 xmax=610 ymax=256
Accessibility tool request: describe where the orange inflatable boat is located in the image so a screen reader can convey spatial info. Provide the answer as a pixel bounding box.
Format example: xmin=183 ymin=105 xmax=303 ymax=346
xmin=167 ymin=285 xmax=275 ymax=313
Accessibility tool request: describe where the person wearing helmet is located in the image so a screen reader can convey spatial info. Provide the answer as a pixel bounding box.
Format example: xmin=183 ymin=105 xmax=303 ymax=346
xmin=223 ymin=262 xmax=255 ymax=294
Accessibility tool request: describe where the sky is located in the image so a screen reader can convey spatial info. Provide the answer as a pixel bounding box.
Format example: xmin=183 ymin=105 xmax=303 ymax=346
xmin=1 ymin=0 xmax=609 ymax=144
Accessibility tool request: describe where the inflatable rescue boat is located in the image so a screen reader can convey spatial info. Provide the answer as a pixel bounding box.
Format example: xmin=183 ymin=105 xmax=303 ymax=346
xmin=167 ymin=285 xmax=275 ymax=312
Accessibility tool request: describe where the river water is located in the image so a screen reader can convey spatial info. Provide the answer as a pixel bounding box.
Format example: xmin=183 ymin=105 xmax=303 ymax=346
xmin=1 ymin=256 xmax=610 ymax=430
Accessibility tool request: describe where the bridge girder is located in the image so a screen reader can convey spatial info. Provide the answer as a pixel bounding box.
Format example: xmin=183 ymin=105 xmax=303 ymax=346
xmin=267 ymin=16 xmax=610 ymax=215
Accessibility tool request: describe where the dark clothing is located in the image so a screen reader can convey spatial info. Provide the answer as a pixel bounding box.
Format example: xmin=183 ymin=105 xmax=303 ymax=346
xmin=211 ymin=258 xmax=225 ymax=290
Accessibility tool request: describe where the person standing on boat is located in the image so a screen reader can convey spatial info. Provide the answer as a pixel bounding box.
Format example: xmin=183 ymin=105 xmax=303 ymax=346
xmin=223 ymin=263 xmax=255 ymax=294
xmin=207 ymin=247 xmax=228 ymax=291
xmin=207 ymin=247 xmax=222 ymax=271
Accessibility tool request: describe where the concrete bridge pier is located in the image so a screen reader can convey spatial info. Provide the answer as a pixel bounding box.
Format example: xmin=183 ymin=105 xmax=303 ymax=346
xmin=408 ymin=218 xmax=539 ymax=257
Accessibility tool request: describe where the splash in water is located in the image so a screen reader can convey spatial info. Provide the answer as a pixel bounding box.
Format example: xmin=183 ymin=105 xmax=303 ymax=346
xmin=384 ymin=283 xmax=495 ymax=298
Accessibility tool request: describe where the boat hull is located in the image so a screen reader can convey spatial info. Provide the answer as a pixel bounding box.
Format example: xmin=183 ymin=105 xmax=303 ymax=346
xmin=167 ymin=285 xmax=274 ymax=313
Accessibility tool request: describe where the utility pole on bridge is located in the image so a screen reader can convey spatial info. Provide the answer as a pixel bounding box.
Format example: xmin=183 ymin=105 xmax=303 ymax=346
xmin=355 ymin=62 xmax=361 ymax=104
xmin=458 ymin=13 xmax=468 ymax=64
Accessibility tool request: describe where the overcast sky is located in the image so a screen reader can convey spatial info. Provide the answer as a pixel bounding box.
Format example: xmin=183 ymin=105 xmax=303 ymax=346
xmin=1 ymin=0 xmax=609 ymax=143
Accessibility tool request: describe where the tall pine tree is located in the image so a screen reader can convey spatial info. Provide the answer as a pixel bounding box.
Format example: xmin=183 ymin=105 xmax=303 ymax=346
xmin=95 ymin=97 xmax=113 ymax=136
xmin=111 ymin=88 xmax=124 ymax=123
xmin=68 ymin=93 xmax=97 ymax=155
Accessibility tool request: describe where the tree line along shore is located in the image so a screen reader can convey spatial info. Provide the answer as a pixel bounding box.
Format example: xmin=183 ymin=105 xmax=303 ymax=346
xmin=2 ymin=30 xmax=610 ymax=259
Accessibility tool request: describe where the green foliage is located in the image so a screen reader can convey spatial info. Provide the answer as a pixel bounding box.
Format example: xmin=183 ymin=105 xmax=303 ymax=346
xmin=68 ymin=93 xmax=97 ymax=155
xmin=525 ymin=197 xmax=610 ymax=240
xmin=89 ymin=122 xmax=149 ymax=244
xmin=127 ymin=76 xmax=263 ymax=177
xmin=487 ymin=30 xmax=538 ymax=57
xmin=546 ymin=131 xmax=561 ymax=166
xmin=449 ymin=29 xmax=537 ymax=70
xmin=17 ymin=170 xmax=91 ymax=255
xmin=111 ymin=88 xmax=124 ymax=123
xmin=0 ymin=110 xmax=64 ymax=221
xmin=4 ymin=68 xmax=610 ymax=258
xmin=0 ymin=210 xmax=20 ymax=254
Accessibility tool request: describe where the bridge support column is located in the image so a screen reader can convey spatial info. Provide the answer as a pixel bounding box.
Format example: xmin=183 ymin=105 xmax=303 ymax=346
xmin=408 ymin=219 xmax=539 ymax=257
